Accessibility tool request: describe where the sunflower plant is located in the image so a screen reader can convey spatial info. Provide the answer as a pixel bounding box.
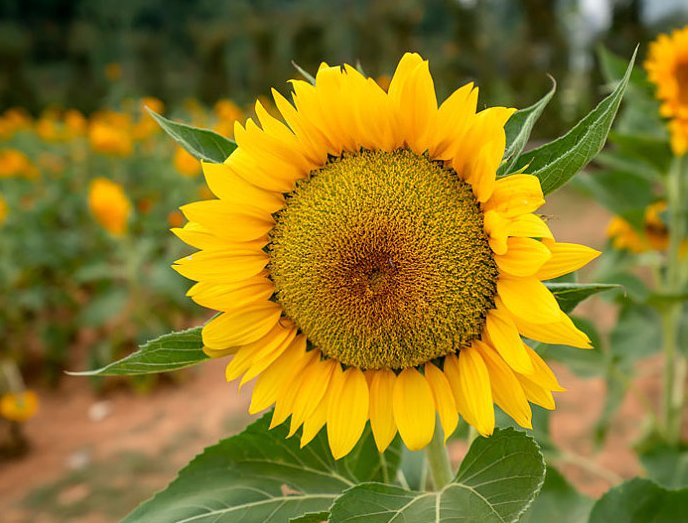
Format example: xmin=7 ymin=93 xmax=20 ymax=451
xmin=78 ymin=50 xmax=688 ymax=522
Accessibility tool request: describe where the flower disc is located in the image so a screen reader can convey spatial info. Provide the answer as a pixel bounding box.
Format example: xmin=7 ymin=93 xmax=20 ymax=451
xmin=269 ymin=149 xmax=498 ymax=370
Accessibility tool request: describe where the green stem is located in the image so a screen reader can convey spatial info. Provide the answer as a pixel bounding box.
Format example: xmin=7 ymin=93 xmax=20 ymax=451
xmin=424 ymin=423 xmax=453 ymax=490
xmin=662 ymin=154 xmax=688 ymax=446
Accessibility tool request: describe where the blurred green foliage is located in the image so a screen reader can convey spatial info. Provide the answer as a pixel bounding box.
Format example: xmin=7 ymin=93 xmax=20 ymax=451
xmin=2 ymin=0 xmax=686 ymax=138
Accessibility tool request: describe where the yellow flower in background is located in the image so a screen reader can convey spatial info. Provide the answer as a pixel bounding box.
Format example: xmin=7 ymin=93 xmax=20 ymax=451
xmin=0 ymin=149 xmax=38 ymax=178
xmin=645 ymin=25 xmax=688 ymax=155
xmin=167 ymin=210 xmax=184 ymax=228
xmin=0 ymin=192 xmax=7 ymax=226
xmin=608 ymin=201 xmax=671 ymax=253
xmin=376 ymin=74 xmax=392 ymax=92
xmin=2 ymin=108 xmax=32 ymax=136
xmin=105 ymin=62 xmax=122 ymax=81
xmin=133 ymin=97 xmax=165 ymax=141
xmin=88 ymin=177 xmax=131 ymax=235
xmin=89 ymin=113 xmax=133 ymax=157
xmin=64 ymin=109 xmax=87 ymax=137
xmin=213 ymin=99 xmax=245 ymax=139
xmin=0 ymin=390 xmax=39 ymax=423
xmin=172 ymin=53 xmax=599 ymax=459
xmin=173 ymin=146 xmax=201 ymax=177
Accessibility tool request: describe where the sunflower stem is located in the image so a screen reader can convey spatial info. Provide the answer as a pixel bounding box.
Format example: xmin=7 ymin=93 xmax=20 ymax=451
xmin=424 ymin=423 xmax=453 ymax=490
xmin=661 ymin=154 xmax=688 ymax=446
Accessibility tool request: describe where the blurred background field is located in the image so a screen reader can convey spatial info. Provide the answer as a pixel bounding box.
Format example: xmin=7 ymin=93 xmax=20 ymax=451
xmin=1 ymin=1 xmax=688 ymax=522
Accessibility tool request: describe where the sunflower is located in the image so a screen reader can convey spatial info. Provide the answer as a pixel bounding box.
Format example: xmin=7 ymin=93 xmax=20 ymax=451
xmin=645 ymin=25 xmax=688 ymax=155
xmin=173 ymin=53 xmax=600 ymax=459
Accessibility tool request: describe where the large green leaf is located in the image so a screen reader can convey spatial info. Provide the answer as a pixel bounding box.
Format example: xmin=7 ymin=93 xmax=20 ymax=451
xmin=520 ymin=466 xmax=592 ymax=523
xmin=608 ymin=131 xmax=673 ymax=175
xmin=640 ymin=445 xmax=688 ymax=490
xmin=587 ymin=478 xmax=688 ymax=523
xmin=498 ymin=79 xmax=556 ymax=176
xmin=146 ymin=108 xmax=237 ymax=163
xmin=122 ymin=413 xmax=401 ymax=523
xmin=69 ymin=327 xmax=208 ymax=376
xmin=545 ymin=283 xmax=620 ymax=313
xmin=329 ymin=428 xmax=545 ymax=523
xmin=511 ymin=49 xmax=636 ymax=195
xmin=597 ymin=45 xmax=654 ymax=97
xmin=609 ymin=303 xmax=662 ymax=368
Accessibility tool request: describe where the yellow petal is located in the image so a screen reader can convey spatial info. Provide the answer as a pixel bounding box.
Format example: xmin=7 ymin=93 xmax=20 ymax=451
xmin=173 ymin=249 xmax=268 ymax=283
xmin=224 ymin=319 xmax=297 ymax=382
xmin=270 ymin=349 xmax=319 ymax=430
xmin=457 ymin=346 xmax=495 ymax=436
xmin=188 ymin=277 xmax=274 ymax=312
xmin=201 ymin=302 xmax=282 ymax=350
xmin=301 ymin=391 xmax=329 ymax=448
xmin=180 ymin=200 xmax=274 ymax=243
xmin=392 ymin=368 xmax=436 ymax=451
xmin=509 ymin=310 xmax=591 ymax=348
xmin=443 ymin=353 xmax=480 ymax=430
xmin=249 ymin=335 xmax=309 ymax=414
xmin=171 ymin=222 xmax=230 ymax=251
xmin=536 ymin=242 xmax=601 ymax=281
xmin=387 ymin=53 xmax=425 ymax=105
xmin=367 ymin=369 xmax=398 ymax=452
xmin=521 ymin=344 xmax=566 ymax=392
xmin=239 ymin=322 xmax=299 ymax=385
xmin=288 ymin=358 xmax=338 ymax=437
xmin=497 ymin=275 xmax=562 ymax=324
xmin=327 ymin=367 xmax=369 ymax=459
xmin=431 ymin=82 xmax=477 ymax=159
xmin=516 ymin=372 xmax=556 ymax=410
xmin=495 ymin=237 xmax=552 ymax=277
xmin=483 ymin=209 xmax=510 ymax=255
xmin=484 ymin=174 xmax=544 ymax=217
xmin=484 ymin=303 xmax=534 ymax=374
xmin=473 ymin=340 xmax=532 ymax=429
xmin=506 ymin=213 xmax=554 ymax=239
xmin=424 ymin=363 xmax=459 ymax=442
xmin=202 ymin=161 xmax=285 ymax=213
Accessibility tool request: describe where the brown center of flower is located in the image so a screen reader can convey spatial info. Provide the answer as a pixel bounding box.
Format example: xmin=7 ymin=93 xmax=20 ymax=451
xmin=267 ymin=149 xmax=498 ymax=370
xmin=677 ymin=62 xmax=688 ymax=105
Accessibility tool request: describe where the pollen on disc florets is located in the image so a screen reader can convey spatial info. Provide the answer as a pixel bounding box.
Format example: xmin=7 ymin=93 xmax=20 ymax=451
xmin=267 ymin=148 xmax=498 ymax=370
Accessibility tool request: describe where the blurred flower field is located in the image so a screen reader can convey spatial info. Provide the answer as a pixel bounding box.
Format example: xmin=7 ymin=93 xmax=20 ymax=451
xmin=0 ymin=96 xmax=256 ymax=449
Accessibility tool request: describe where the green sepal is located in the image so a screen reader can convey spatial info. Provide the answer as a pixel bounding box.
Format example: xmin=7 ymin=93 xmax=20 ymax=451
xmin=146 ymin=107 xmax=237 ymax=163
xmin=68 ymin=327 xmax=207 ymax=376
xmin=498 ymin=77 xmax=556 ymax=177
xmin=511 ymin=48 xmax=637 ymax=195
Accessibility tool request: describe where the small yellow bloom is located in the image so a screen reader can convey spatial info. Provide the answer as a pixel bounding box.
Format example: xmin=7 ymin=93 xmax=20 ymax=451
xmin=105 ymin=62 xmax=122 ymax=81
xmin=88 ymin=177 xmax=132 ymax=235
xmin=0 ymin=192 xmax=7 ymax=226
xmin=64 ymin=109 xmax=88 ymax=137
xmin=173 ymin=146 xmax=201 ymax=177
xmin=214 ymin=99 xmax=244 ymax=122
xmin=89 ymin=117 xmax=132 ymax=157
xmin=0 ymin=390 xmax=39 ymax=423
xmin=607 ymin=201 xmax=670 ymax=253
xmin=0 ymin=149 xmax=37 ymax=178
xmin=167 ymin=210 xmax=184 ymax=228
xmin=645 ymin=25 xmax=688 ymax=155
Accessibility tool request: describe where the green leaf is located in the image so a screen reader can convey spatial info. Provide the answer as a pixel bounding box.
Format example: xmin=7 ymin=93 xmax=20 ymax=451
xmin=545 ymin=283 xmax=621 ymax=313
xmin=498 ymin=78 xmax=556 ymax=176
xmin=68 ymin=327 xmax=207 ymax=376
xmin=511 ymin=49 xmax=636 ymax=195
xmin=121 ymin=413 xmax=401 ymax=523
xmin=291 ymin=60 xmax=316 ymax=85
xmin=146 ymin=108 xmax=236 ymax=163
xmin=588 ymin=478 xmax=688 ymax=523
xmin=640 ymin=445 xmax=688 ymax=490
xmin=329 ymin=427 xmax=545 ymax=523
xmin=520 ymin=466 xmax=593 ymax=523
xmin=289 ymin=513 xmax=329 ymax=523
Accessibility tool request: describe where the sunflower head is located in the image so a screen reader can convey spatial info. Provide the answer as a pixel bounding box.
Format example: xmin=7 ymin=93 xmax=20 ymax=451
xmin=645 ymin=25 xmax=688 ymax=155
xmin=173 ymin=53 xmax=600 ymax=459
